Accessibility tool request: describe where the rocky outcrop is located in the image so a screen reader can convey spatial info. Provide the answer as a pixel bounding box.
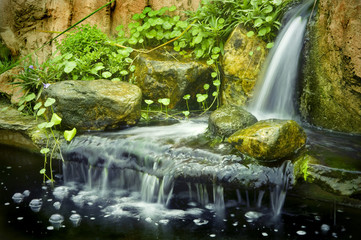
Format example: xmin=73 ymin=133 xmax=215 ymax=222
xmin=228 ymin=119 xmax=307 ymax=161
xmin=0 ymin=0 xmax=201 ymax=62
xmin=133 ymin=48 xmax=213 ymax=109
xmin=0 ymin=67 xmax=25 ymax=104
xmin=42 ymin=80 xmax=142 ymax=131
xmin=208 ymin=105 xmax=257 ymax=138
xmin=300 ymin=0 xmax=361 ymax=133
xmin=221 ymin=25 xmax=268 ymax=106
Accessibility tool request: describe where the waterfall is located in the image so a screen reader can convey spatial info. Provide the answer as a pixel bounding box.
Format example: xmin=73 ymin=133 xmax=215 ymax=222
xmin=248 ymin=0 xmax=313 ymax=120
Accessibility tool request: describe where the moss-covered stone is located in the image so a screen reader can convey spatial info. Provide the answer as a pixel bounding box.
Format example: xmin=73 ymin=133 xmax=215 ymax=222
xmin=208 ymin=105 xmax=257 ymax=137
xmin=42 ymin=80 xmax=142 ymax=131
xmin=228 ymin=119 xmax=307 ymax=160
xmin=132 ymin=47 xmax=213 ymax=109
xmin=221 ymin=25 xmax=268 ymax=106
xmin=300 ymin=0 xmax=361 ymax=133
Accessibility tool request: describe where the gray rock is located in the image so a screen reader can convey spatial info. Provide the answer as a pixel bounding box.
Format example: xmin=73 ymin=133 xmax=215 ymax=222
xmin=228 ymin=119 xmax=307 ymax=160
xmin=208 ymin=105 xmax=257 ymax=137
xmin=42 ymin=80 xmax=142 ymax=131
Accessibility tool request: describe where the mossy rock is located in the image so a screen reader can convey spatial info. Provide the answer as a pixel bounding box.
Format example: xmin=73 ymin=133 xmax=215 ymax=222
xmin=208 ymin=104 xmax=257 ymax=137
xmin=228 ymin=119 xmax=307 ymax=160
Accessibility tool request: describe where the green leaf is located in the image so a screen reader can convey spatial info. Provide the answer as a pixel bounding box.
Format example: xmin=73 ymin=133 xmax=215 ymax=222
xmin=212 ymin=47 xmax=221 ymax=54
xmin=1 ymin=107 xmax=9 ymax=112
xmin=212 ymin=91 xmax=218 ymax=97
xmin=64 ymin=128 xmax=77 ymax=142
xmin=37 ymin=108 xmax=46 ymax=116
xmin=25 ymin=93 xmax=36 ymax=102
xmin=254 ymin=18 xmax=263 ymax=28
xmin=194 ymin=35 xmax=203 ymax=44
xmin=249 ymin=51 xmax=254 ymax=56
xmin=197 ymin=94 xmax=208 ymax=103
xmin=33 ymin=102 xmax=42 ymax=110
xmin=266 ymin=16 xmax=273 ymax=22
xmin=257 ymin=46 xmax=262 ymax=51
xmin=50 ymin=113 xmax=62 ymax=125
xmin=64 ymin=61 xmax=77 ymax=73
xmin=132 ymin=13 xmax=140 ymax=20
xmin=111 ymin=78 xmax=121 ymax=82
xmin=63 ymin=53 xmax=73 ymax=60
xmin=39 ymin=168 xmax=46 ymax=174
xmin=160 ymin=98 xmax=170 ymax=106
xmin=266 ymin=42 xmax=274 ymax=49
xmin=213 ymin=80 xmax=220 ymax=87
xmin=102 ymin=72 xmax=112 ymax=78
xmin=169 ymin=6 xmax=177 ymax=11
xmin=120 ymin=70 xmax=128 ymax=76
xmin=183 ymin=94 xmax=190 ymax=100
xmin=211 ymin=72 xmax=217 ymax=78
xmin=258 ymin=27 xmax=268 ymax=36
xmin=162 ymin=21 xmax=173 ymax=30
xmin=46 ymin=122 xmax=54 ymax=128
xmin=37 ymin=122 xmax=47 ymax=129
xmin=182 ymin=111 xmax=190 ymax=117
xmin=203 ymin=84 xmax=210 ymax=90
xmin=262 ymin=5 xmax=273 ymax=14
xmin=40 ymin=148 xmax=50 ymax=154
xmin=145 ymin=99 xmax=154 ymax=105
xmin=17 ymin=105 xmax=25 ymax=112
xmin=129 ymin=65 xmax=136 ymax=72
xmin=246 ymin=31 xmax=254 ymax=37
xmin=44 ymin=98 xmax=56 ymax=107
xmin=206 ymin=59 xmax=214 ymax=65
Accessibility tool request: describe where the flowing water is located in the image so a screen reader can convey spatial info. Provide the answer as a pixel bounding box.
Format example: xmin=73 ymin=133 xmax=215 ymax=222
xmin=1 ymin=117 xmax=361 ymax=239
xmin=248 ymin=0 xmax=313 ymax=120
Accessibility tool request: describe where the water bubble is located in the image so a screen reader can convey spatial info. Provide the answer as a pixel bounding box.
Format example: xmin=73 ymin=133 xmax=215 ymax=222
xmin=232 ymin=221 xmax=238 ymax=226
xmin=159 ymin=219 xmax=169 ymax=225
xmin=296 ymin=230 xmax=306 ymax=235
xmin=4 ymin=202 xmax=10 ymax=206
xmin=47 ymin=226 xmax=54 ymax=230
xmin=245 ymin=211 xmax=263 ymax=220
xmin=53 ymin=201 xmax=61 ymax=210
xmin=332 ymin=232 xmax=337 ymax=238
xmin=193 ymin=218 xmax=209 ymax=226
xmin=12 ymin=193 xmax=24 ymax=204
xmin=145 ymin=217 xmax=152 ymax=223
xmin=23 ymin=190 xmax=30 ymax=197
xmin=17 ymin=217 xmax=24 ymax=221
xmin=49 ymin=214 xmax=64 ymax=230
xmin=209 ymin=234 xmax=216 ymax=238
xmin=261 ymin=232 xmax=268 ymax=237
xmin=29 ymin=199 xmax=43 ymax=212
xmin=69 ymin=214 xmax=82 ymax=227
xmin=53 ymin=186 xmax=69 ymax=201
xmin=321 ymin=224 xmax=330 ymax=233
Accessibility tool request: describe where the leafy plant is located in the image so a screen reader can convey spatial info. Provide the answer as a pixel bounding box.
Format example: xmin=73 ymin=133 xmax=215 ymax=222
xmin=34 ymin=97 xmax=76 ymax=184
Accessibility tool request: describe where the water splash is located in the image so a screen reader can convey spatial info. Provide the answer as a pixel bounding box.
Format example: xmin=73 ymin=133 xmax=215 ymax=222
xmin=248 ymin=1 xmax=313 ymax=120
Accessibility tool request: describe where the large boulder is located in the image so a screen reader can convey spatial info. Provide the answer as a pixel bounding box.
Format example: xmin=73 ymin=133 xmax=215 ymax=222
xmin=221 ymin=25 xmax=268 ymax=106
xmin=228 ymin=119 xmax=307 ymax=160
xmin=42 ymin=80 xmax=142 ymax=131
xmin=133 ymin=48 xmax=213 ymax=109
xmin=300 ymin=0 xmax=361 ymax=133
xmin=208 ymin=105 xmax=257 ymax=138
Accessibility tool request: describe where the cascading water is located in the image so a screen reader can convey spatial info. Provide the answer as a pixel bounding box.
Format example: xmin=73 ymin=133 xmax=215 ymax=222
xmin=248 ymin=0 xmax=313 ymax=120
xmin=62 ymin=118 xmax=294 ymax=219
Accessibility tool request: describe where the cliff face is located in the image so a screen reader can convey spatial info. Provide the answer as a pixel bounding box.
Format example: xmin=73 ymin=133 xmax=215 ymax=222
xmin=300 ymin=0 xmax=361 ymax=133
xmin=0 ymin=0 xmax=201 ymax=62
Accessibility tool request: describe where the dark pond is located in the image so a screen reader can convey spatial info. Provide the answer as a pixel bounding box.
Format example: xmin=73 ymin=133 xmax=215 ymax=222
xmin=1 ymin=122 xmax=361 ymax=240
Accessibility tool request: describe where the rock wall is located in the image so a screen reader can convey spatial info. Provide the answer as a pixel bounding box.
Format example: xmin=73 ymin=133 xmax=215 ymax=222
xmin=0 ymin=0 xmax=201 ymax=62
xmin=300 ymin=0 xmax=361 ymax=133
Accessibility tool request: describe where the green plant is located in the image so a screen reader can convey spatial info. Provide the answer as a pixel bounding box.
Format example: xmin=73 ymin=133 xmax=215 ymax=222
xmin=143 ymin=99 xmax=154 ymax=121
xmin=34 ymin=97 xmax=76 ymax=184
xmin=158 ymin=98 xmax=170 ymax=118
xmin=55 ymin=24 xmax=135 ymax=81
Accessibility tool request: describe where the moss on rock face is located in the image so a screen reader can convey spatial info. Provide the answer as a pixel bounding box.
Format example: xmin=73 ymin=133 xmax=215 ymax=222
xmin=42 ymin=80 xmax=142 ymax=131
xmin=300 ymin=0 xmax=361 ymax=134
xmin=208 ymin=105 xmax=257 ymax=137
xmin=228 ymin=119 xmax=307 ymax=161
xmin=132 ymin=47 xmax=213 ymax=109
xmin=221 ymin=25 xmax=268 ymax=106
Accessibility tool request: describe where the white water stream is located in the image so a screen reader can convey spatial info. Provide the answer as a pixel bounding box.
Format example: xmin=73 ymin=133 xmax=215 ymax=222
xmin=248 ymin=1 xmax=312 ymax=120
